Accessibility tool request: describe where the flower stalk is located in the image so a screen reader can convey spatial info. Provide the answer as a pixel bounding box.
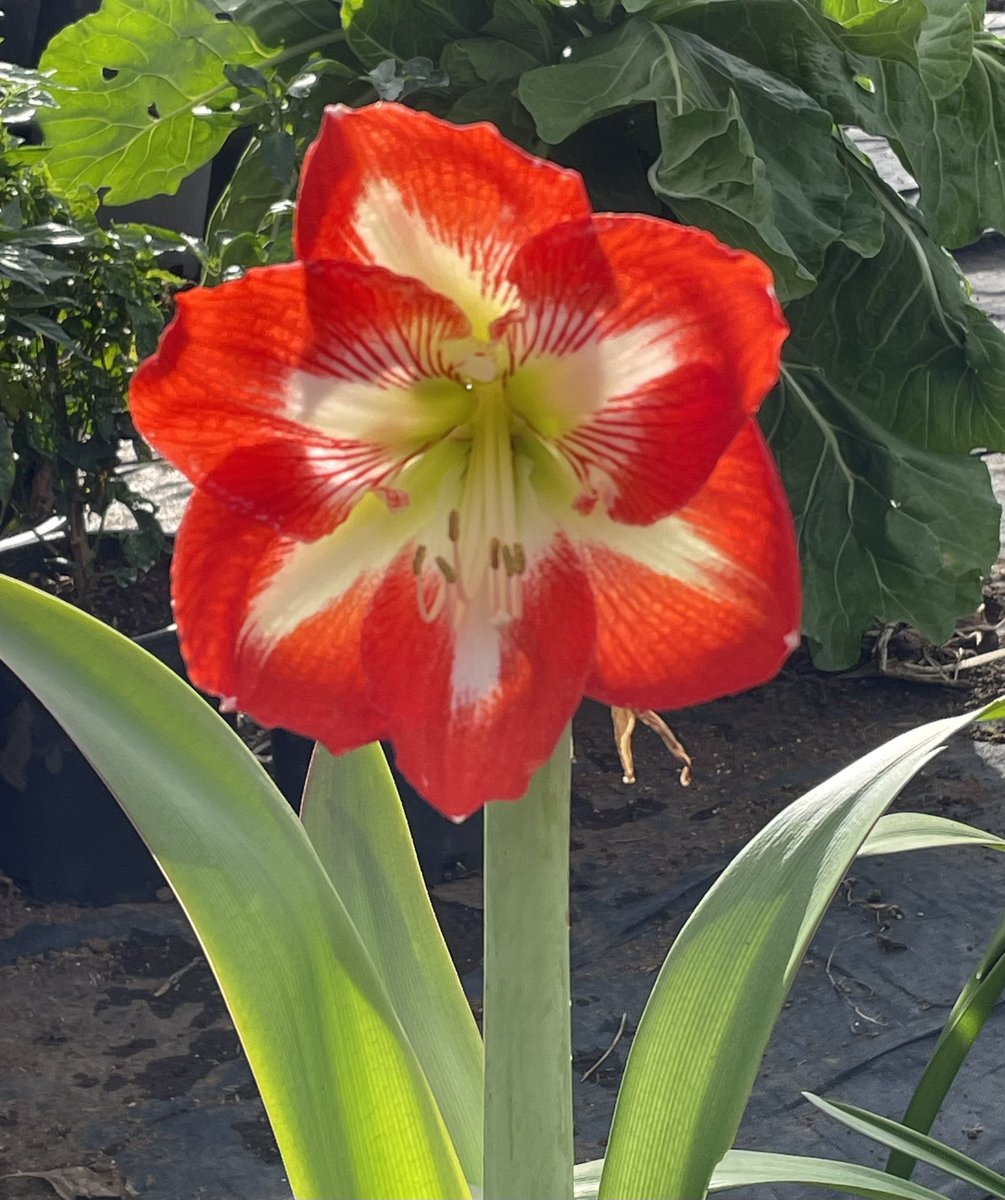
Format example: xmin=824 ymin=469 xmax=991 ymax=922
xmin=483 ymin=728 xmax=574 ymax=1199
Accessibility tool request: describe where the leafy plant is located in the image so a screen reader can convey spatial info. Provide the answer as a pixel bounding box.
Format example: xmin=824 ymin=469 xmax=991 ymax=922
xmin=30 ymin=0 xmax=1005 ymax=665
xmin=0 ymin=63 xmax=176 ymax=593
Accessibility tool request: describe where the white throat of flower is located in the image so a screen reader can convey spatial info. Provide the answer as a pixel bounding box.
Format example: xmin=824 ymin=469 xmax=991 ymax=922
xmin=413 ymin=339 xmax=528 ymax=629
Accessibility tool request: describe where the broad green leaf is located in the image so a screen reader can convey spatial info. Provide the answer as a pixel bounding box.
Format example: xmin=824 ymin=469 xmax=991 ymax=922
xmin=784 ymin=152 xmax=1005 ymax=455
xmin=483 ymin=732 xmax=573 ymax=1200
xmin=442 ymin=38 xmax=542 ymax=88
xmin=0 ymin=578 xmax=468 ymax=1200
xmin=341 ymin=0 xmax=490 ymax=71
xmin=914 ymin=0 xmax=979 ymax=98
xmin=871 ymin=35 xmax=1005 ymax=247
xmin=819 ymin=0 xmax=928 ymax=72
xmin=762 ymin=154 xmax=1005 ymax=669
xmin=806 ymin=1095 xmax=1005 ymax=1198
xmin=37 ymin=0 xmax=267 ymax=205
xmin=481 ymin=0 xmax=579 ymax=63
xmin=216 ymin=0 xmax=345 ymax=47
xmin=518 ymin=18 xmax=882 ymax=298
xmin=598 ymin=704 xmax=994 ymax=1199
xmin=763 ymin=364 xmax=999 ymax=669
xmin=709 ymin=1149 xmax=949 ymax=1199
xmin=860 ymin=811 xmax=1005 ymax=855
xmin=675 ymin=0 xmax=1005 ymax=247
xmin=300 ymin=743 xmax=483 ymax=1186
xmin=887 ymin=911 xmax=1005 ymax=1179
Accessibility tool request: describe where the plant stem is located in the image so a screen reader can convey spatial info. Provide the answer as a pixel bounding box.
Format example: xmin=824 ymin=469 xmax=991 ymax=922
xmin=482 ymin=729 xmax=573 ymax=1200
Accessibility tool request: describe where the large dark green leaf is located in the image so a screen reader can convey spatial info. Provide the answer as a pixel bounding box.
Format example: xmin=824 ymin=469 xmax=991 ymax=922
xmin=38 ymin=0 xmax=266 ymax=205
xmin=518 ymin=17 xmax=883 ymax=298
xmin=817 ymin=0 xmax=929 ymax=71
xmin=784 ymin=154 xmax=1005 ymax=454
xmin=869 ymin=35 xmax=1005 ymax=248
xmin=341 ymin=0 xmax=491 ymax=71
xmin=675 ymin=0 xmax=1005 ymax=247
xmin=763 ymin=365 xmax=999 ymax=668
xmin=215 ymin=0 xmax=344 ymax=47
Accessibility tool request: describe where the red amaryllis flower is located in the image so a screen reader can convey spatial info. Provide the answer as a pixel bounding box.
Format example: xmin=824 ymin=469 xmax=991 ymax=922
xmin=131 ymin=103 xmax=800 ymax=819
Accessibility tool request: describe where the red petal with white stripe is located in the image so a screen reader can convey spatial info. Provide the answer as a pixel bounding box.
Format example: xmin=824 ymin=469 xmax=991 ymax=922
xmin=131 ymin=261 xmax=471 ymax=541
xmin=579 ymin=421 xmax=801 ymax=710
xmin=505 ymin=216 xmax=788 ymax=525
xmin=172 ymin=490 xmax=389 ymax=751
xmin=295 ymin=103 xmax=593 ymax=338
xmin=361 ymin=536 xmax=596 ymax=818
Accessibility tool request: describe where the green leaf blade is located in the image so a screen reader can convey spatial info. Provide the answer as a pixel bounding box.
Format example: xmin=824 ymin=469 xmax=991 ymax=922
xmin=0 ymin=578 xmax=468 ymax=1200
xmin=806 ymin=1094 xmax=1005 ymax=1198
xmin=598 ymin=705 xmax=993 ymax=1198
xmin=301 ymin=743 xmax=484 ymax=1186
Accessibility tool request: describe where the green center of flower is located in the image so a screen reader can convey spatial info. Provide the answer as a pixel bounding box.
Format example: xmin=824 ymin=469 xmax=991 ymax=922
xmin=410 ymin=342 xmax=532 ymax=628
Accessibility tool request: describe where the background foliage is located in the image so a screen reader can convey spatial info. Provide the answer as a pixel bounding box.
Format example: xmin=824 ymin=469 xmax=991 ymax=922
xmin=0 ymin=63 xmax=175 ymax=592
xmin=29 ymin=0 xmax=1005 ymax=665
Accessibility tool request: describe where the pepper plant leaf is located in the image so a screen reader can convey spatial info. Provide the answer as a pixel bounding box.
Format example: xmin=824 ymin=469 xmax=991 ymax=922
xmin=37 ymin=0 xmax=268 ymax=205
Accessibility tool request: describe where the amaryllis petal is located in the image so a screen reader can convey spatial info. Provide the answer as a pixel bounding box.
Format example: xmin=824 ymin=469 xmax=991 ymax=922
xmin=172 ymin=490 xmax=389 ymax=750
xmin=131 ymin=261 xmax=472 ymax=540
xmin=505 ymin=215 xmax=788 ymax=525
xmin=361 ymin=537 xmax=596 ymax=818
xmin=295 ymin=103 xmax=593 ymax=339
xmin=132 ymin=102 xmax=801 ymax=819
xmin=579 ymin=421 xmax=801 ymax=710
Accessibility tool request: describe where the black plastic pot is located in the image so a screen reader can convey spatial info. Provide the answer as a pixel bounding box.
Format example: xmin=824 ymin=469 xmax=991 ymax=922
xmin=272 ymin=730 xmax=483 ymax=884
xmin=0 ymin=626 xmax=179 ymax=905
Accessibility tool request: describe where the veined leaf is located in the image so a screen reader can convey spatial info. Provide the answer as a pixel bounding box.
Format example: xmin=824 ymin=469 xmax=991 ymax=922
xmin=37 ymin=0 xmax=267 ymax=205
xmin=0 ymin=578 xmax=468 ymax=1200
xmin=674 ymin=0 xmax=1005 ymax=246
xmin=598 ymin=704 xmax=998 ymax=1198
xmin=340 ymin=0 xmax=491 ymax=71
xmin=784 ymin=152 xmax=1005 ymax=455
xmin=871 ymin=35 xmax=1005 ymax=247
xmin=818 ymin=0 xmax=928 ymax=72
xmin=763 ymin=364 xmax=999 ymax=669
xmin=518 ymin=18 xmax=883 ymax=298
xmin=215 ymin=0 xmax=344 ymax=47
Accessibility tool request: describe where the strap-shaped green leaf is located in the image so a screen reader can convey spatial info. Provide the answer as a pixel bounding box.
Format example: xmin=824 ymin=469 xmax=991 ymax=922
xmin=300 ymin=743 xmax=483 ymax=1185
xmin=598 ymin=701 xmax=1003 ymax=1199
xmin=0 ymin=577 xmax=467 ymax=1200
xmin=860 ymin=811 xmax=1005 ymax=856
xmin=806 ymin=1094 xmax=1005 ymax=1198
xmin=710 ymin=1148 xmax=950 ymax=1200
xmin=575 ymin=1151 xmax=950 ymax=1200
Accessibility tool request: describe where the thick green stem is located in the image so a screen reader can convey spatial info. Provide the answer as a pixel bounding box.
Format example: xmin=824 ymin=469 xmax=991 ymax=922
xmin=483 ymin=729 xmax=573 ymax=1200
